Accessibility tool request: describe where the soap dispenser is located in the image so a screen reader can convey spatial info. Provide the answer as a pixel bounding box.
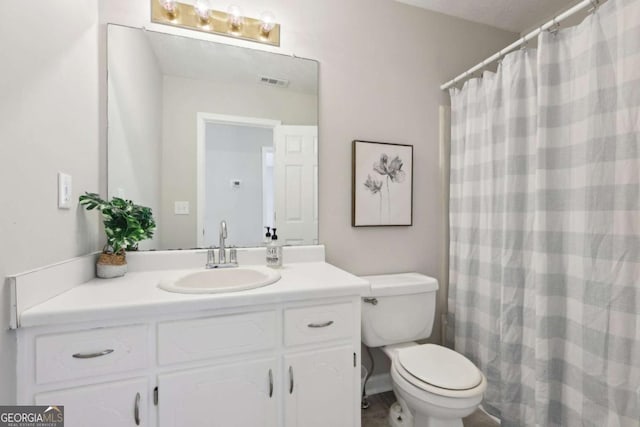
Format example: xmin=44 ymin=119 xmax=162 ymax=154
xmin=266 ymin=228 xmax=282 ymax=268
xmin=263 ymin=226 xmax=272 ymax=245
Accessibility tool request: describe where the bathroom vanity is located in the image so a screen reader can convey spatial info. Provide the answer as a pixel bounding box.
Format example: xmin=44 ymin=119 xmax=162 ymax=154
xmin=12 ymin=247 xmax=368 ymax=427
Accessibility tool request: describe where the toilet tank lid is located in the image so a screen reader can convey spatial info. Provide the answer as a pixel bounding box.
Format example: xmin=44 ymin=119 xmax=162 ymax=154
xmin=360 ymin=273 xmax=438 ymax=296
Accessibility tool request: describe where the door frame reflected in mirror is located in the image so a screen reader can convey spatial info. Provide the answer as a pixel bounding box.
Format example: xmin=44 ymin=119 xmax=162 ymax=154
xmin=196 ymin=113 xmax=282 ymax=248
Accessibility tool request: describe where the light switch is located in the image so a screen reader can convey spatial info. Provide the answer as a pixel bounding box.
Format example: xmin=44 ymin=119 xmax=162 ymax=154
xmin=174 ymin=201 xmax=190 ymax=215
xmin=58 ymin=172 xmax=72 ymax=209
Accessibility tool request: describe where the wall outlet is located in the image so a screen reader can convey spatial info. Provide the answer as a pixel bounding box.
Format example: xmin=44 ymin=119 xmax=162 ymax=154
xmin=58 ymin=172 xmax=72 ymax=209
xmin=174 ymin=201 xmax=190 ymax=215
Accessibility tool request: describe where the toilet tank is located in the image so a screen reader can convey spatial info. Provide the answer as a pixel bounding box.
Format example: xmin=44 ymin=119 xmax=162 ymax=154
xmin=360 ymin=273 xmax=439 ymax=348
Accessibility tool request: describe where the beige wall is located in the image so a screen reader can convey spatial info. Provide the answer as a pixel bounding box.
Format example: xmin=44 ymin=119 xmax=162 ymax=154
xmin=0 ymin=0 xmax=101 ymax=403
xmin=0 ymin=0 xmax=516 ymax=401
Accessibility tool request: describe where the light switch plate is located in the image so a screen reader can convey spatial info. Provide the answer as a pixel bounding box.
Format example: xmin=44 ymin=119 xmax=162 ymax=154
xmin=174 ymin=201 xmax=190 ymax=215
xmin=58 ymin=172 xmax=72 ymax=209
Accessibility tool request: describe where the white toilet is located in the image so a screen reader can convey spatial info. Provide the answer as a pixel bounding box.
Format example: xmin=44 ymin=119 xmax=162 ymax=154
xmin=361 ymin=273 xmax=487 ymax=427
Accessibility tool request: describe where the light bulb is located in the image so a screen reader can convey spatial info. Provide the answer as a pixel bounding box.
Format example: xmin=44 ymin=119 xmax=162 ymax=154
xmin=159 ymin=0 xmax=178 ymax=16
xmin=194 ymin=0 xmax=210 ymax=21
xmin=227 ymin=5 xmax=243 ymax=30
xmin=259 ymin=11 xmax=276 ymax=35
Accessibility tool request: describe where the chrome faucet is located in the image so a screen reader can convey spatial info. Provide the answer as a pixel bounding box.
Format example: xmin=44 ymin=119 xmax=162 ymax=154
xmin=219 ymin=220 xmax=227 ymax=264
xmin=205 ymin=220 xmax=237 ymax=268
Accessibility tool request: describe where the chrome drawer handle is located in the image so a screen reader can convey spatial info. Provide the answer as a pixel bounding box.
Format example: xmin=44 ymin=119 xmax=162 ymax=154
xmin=72 ymin=349 xmax=114 ymax=359
xmin=289 ymin=366 xmax=294 ymax=394
xmin=307 ymin=320 xmax=334 ymax=328
xmin=268 ymin=369 xmax=274 ymax=398
xmin=134 ymin=392 xmax=141 ymax=425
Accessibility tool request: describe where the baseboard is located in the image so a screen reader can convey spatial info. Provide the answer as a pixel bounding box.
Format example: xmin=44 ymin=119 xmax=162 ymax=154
xmin=479 ymin=405 xmax=501 ymax=424
xmin=364 ymin=373 xmax=392 ymax=396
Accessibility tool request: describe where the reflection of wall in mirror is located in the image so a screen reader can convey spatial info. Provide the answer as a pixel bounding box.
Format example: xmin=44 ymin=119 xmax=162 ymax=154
xmin=160 ymin=76 xmax=317 ymax=249
xmin=107 ymin=26 xmax=162 ymax=249
xmin=204 ymin=124 xmax=273 ymax=247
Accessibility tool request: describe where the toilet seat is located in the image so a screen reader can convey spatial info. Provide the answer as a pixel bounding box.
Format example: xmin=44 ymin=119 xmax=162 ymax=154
xmin=393 ymin=344 xmax=486 ymax=399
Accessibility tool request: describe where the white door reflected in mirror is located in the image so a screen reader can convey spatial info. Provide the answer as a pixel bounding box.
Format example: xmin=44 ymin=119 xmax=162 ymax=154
xmin=274 ymin=126 xmax=319 ymax=246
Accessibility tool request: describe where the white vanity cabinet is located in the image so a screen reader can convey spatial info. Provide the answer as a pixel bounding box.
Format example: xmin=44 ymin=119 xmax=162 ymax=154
xmin=35 ymin=378 xmax=149 ymax=427
xmin=17 ymin=297 xmax=362 ymax=427
xmin=18 ymin=324 xmax=151 ymax=427
xmin=284 ymin=346 xmax=356 ymax=427
xmin=158 ymin=358 xmax=278 ymax=427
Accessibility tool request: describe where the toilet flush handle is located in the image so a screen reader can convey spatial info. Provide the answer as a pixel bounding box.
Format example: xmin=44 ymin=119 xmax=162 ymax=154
xmin=363 ymin=297 xmax=378 ymax=305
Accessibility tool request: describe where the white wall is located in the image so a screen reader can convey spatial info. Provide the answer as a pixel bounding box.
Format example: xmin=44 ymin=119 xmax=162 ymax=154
xmin=204 ymin=124 xmax=273 ymax=247
xmin=160 ymin=76 xmax=316 ymax=248
xmin=107 ymin=25 xmax=163 ymax=249
xmin=0 ymin=0 xmax=101 ymax=403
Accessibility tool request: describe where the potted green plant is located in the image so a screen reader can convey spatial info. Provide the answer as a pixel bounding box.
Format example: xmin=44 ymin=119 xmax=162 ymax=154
xmin=79 ymin=192 xmax=156 ymax=278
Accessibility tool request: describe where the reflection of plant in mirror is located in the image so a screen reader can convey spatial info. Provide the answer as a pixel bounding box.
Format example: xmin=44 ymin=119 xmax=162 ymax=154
xmin=79 ymin=192 xmax=156 ymax=255
xmin=372 ymin=154 xmax=405 ymax=219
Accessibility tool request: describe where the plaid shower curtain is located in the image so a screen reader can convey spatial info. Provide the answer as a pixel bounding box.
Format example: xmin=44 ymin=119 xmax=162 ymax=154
xmin=447 ymin=0 xmax=640 ymax=426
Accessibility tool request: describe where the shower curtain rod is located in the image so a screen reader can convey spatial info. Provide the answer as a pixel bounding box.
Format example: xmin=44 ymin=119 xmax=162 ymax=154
xmin=440 ymin=0 xmax=599 ymax=91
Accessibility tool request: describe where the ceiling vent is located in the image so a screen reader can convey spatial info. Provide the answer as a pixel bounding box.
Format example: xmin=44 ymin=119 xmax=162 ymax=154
xmin=259 ymin=76 xmax=290 ymax=88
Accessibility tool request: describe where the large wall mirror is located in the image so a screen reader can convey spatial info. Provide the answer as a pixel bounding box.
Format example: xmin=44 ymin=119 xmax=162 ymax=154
xmin=107 ymin=24 xmax=319 ymax=250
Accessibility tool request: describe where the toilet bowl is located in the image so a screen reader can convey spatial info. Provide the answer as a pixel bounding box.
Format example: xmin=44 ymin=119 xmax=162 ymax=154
xmin=386 ymin=343 xmax=486 ymax=427
xmin=361 ymin=273 xmax=487 ymax=427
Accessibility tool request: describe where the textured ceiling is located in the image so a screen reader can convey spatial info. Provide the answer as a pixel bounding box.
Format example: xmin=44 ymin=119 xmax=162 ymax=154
xmin=395 ymin=0 xmax=579 ymax=33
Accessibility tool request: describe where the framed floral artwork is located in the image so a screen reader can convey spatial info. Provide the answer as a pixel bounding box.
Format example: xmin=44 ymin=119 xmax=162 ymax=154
xmin=352 ymin=140 xmax=413 ymax=227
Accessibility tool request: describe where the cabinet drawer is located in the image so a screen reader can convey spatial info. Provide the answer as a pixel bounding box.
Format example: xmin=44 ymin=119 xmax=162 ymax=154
xmin=35 ymin=325 xmax=148 ymax=385
xmin=284 ymin=303 xmax=354 ymax=347
xmin=158 ymin=311 xmax=277 ymax=365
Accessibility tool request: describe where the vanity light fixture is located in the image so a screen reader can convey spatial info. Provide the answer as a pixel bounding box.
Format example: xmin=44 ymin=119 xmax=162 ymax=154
xmin=160 ymin=0 xmax=178 ymax=18
xmin=151 ymin=0 xmax=280 ymax=46
xmin=259 ymin=11 xmax=276 ymax=36
xmin=227 ymin=5 xmax=244 ymax=31
xmin=194 ymin=0 xmax=211 ymax=23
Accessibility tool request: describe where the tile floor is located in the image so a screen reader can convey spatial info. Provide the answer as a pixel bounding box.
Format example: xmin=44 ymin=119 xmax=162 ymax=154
xmin=361 ymin=391 xmax=499 ymax=427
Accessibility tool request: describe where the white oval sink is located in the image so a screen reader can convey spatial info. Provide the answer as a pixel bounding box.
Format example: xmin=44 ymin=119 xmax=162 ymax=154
xmin=158 ymin=267 xmax=281 ymax=294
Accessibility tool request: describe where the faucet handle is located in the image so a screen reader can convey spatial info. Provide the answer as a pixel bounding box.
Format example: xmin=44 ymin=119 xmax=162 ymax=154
xmin=207 ymin=246 xmax=217 ymax=267
xmin=229 ymin=246 xmax=237 ymax=264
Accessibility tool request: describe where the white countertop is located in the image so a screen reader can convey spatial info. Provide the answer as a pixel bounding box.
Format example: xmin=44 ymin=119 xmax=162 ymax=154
xmin=19 ymin=262 xmax=370 ymax=328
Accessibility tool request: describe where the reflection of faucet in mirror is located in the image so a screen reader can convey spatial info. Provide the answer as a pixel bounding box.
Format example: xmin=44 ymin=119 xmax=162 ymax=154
xmin=219 ymin=220 xmax=227 ymax=264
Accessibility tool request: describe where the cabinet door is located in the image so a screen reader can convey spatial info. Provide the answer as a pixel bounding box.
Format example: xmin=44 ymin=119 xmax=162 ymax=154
xmin=158 ymin=358 xmax=278 ymax=427
xmin=35 ymin=378 xmax=148 ymax=427
xmin=284 ymin=346 xmax=356 ymax=427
